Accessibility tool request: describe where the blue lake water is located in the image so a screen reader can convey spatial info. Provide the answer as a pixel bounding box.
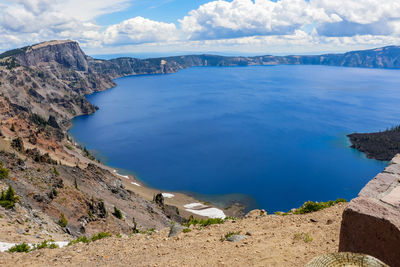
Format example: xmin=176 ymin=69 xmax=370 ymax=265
xmin=69 ymin=65 xmax=400 ymax=212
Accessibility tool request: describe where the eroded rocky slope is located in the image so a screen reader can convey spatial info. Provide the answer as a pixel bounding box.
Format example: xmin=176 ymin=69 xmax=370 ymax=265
xmin=0 ymin=40 xmax=186 ymax=241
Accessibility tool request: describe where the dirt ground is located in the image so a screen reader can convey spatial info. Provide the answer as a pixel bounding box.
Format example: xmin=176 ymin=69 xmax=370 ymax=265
xmin=0 ymin=203 xmax=346 ymax=267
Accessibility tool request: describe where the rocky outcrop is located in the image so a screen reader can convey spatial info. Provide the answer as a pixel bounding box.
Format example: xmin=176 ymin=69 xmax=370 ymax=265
xmin=347 ymin=126 xmax=400 ymax=161
xmin=14 ymin=40 xmax=89 ymax=71
xmin=339 ymin=154 xmax=400 ymax=266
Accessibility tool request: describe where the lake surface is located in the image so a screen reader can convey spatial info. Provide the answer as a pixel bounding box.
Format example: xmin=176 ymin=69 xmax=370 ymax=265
xmin=69 ymin=65 xmax=400 ymax=212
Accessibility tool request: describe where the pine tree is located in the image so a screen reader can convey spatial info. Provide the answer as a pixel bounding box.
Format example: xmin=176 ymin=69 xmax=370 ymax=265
xmin=74 ymin=178 xmax=79 ymax=190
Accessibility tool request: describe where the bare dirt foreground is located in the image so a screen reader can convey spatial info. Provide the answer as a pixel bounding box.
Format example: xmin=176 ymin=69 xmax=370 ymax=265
xmin=0 ymin=203 xmax=346 ymax=267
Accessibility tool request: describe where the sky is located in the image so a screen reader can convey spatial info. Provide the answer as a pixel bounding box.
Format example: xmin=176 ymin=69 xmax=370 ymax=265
xmin=1 ymin=0 xmax=400 ymax=56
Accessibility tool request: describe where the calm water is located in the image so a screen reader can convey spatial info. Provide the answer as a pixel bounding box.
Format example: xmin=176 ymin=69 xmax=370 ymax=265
xmin=69 ymin=65 xmax=400 ymax=212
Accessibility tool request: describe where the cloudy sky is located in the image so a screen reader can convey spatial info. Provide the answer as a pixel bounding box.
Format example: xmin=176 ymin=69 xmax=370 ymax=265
xmin=1 ymin=0 xmax=400 ymax=56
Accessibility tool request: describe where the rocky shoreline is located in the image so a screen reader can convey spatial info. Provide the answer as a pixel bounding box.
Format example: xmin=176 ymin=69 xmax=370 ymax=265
xmin=348 ymin=126 xmax=400 ymax=161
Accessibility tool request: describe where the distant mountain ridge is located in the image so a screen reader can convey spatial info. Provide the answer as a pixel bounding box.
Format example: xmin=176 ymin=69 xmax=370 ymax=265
xmin=2 ymin=41 xmax=400 ymax=76
xmin=89 ymin=45 xmax=400 ymax=77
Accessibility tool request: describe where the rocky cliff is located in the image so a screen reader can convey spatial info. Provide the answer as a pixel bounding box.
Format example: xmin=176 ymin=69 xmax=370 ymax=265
xmin=0 ymin=41 xmax=186 ymax=239
xmin=14 ymin=40 xmax=89 ymax=72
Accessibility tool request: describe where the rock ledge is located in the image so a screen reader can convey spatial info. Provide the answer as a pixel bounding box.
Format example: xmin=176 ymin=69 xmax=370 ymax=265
xmin=339 ymin=154 xmax=400 ymax=266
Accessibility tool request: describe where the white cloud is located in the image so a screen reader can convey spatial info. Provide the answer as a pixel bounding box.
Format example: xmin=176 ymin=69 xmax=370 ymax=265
xmin=103 ymin=17 xmax=179 ymax=45
xmin=179 ymin=0 xmax=334 ymax=40
xmin=311 ymin=0 xmax=400 ymax=25
xmin=311 ymin=0 xmax=400 ymax=37
xmin=0 ymin=0 xmax=400 ymax=54
xmin=54 ymin=0 xmax=131 ymax=21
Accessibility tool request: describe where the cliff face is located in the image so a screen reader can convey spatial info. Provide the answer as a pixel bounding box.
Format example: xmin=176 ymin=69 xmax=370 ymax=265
xmin=14 ymin=40 xmax=89 ymax=72
xmin=0 ymin=40 xmax=116 ymax=129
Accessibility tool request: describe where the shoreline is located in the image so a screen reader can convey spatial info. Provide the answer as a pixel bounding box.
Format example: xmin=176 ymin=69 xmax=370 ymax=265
xmin=64 ymin=69 xmax=251 ymax=220
xmin=67 ymin=64 xmax=391 ymax=219
xmin=111 ymin=169 xmax=246 ymax=219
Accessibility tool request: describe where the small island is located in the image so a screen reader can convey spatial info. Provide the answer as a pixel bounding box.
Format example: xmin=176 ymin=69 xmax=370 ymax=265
xmin=348 ymin=125 xmax=400 ymax=161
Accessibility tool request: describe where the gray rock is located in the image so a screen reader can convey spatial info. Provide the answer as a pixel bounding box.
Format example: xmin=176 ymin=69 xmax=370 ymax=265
xmin=17 ymin=228 xmax=24 ymax=234
xmin=168 ymin=224 xmax=184 ymax=237
xmin=339 ymin=157 xmax=400 ymax=267
xmin=226 ymin=235 xmax=247 ymax=242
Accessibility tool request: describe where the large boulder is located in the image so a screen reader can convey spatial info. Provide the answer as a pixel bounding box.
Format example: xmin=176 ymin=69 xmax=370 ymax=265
xmin=339 ymin=154 xmax=400 ymax=266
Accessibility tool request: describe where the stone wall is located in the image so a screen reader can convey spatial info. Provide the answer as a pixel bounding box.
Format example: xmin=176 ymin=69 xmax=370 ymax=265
xmin=339 ymin=154 xmax=400 ymax=266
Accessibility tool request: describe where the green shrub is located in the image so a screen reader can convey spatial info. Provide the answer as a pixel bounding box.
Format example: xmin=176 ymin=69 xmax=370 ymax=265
xmin=182 ymin=228 xmax=191 ymax=233
xmin=138 ymin=228 xmax=155 ymax=235
xmin=48 ymin=243 xmax=59 ymax=249
xmin=224 ymin=216 xmax=237 ymax=221
xmin=113 ymin=206 xmax=123 ymax=219
xmin=33 ymin=240 xmax=59 ymax=250
xmin=53 ymin=167 xmax=59 ymax=176
xmin=183 ymin=216 xmax=225 ymax=227
xmin=293 ymin=198 xmax=347 ymax=214
xmin=0 ymin=185 xmax=19 ymax=209
xmin=91 ymin=232 xmax=111 ymax=242
xmin=68 ymin=236 xmax=89 ymax=246
xmin=225 ymin=231 xmax=241 ymax=239
xmin=11 ymin=137 xmax=24 ymax=152
xmin=0 ymin=163 xmax=9 ymax=179
xmin=65 ymin=144 xmax=73 ymax=150
xmin=220 ymin=231 xmax=241 ymax=241
xmin=293 ymin=233 xmax=313 ymax=243
xmin=58 ymin=213 xmax=68 ymax=227
xmin=8 ymin=243 xmax=30 ymax=253
xmin=67 ymin=232 xmax=112 ymax=246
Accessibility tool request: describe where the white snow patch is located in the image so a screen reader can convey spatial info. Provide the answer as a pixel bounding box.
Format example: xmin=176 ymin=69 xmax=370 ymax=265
xmin=0 ymin=242 xmax=15 ymax=252
xmin=116 ymin=173 xmax=130 ymax=179
xmin=162 ymin=193 xmax=174 ymax=198
xmin=130 ymin=182 xmax=141 ymax=187
xmin=54 ymin=241 xmax=69 ymax=248
xmin=0 ymin=241 xmax=69 ymax=252
xmin=185 ymin=208 xmax=226 ymax=219
xmin=184 ymin=203 xmax=226 ymax=219
xmin=183 ymin=203 xmax=207 ymax=209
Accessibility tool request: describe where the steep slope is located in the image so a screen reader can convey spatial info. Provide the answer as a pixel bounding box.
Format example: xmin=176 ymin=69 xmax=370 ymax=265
xmin=0 ymin=41 xmax=184 ymax=241
xmin=0 ymin=203 xmax=347 ymax=266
